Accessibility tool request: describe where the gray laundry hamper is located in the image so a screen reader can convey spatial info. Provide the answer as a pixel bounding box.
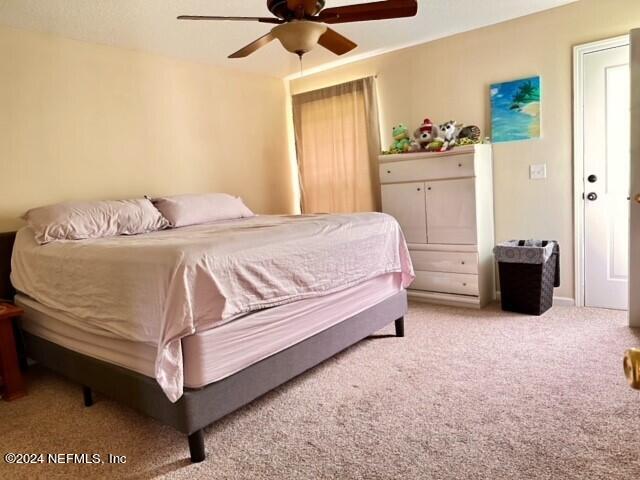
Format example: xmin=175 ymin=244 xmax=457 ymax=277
xmin=493 ymin=240 xmax=560 ymax=315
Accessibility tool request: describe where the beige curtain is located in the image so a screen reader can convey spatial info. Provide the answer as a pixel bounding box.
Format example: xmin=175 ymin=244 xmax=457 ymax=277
xmin=292 ymin=77 xmax=381 ymax=213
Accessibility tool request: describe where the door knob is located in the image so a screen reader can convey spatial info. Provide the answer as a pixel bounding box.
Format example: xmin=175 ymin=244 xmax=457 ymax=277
xmin=587 ymin=192 xmax=598 ymax=201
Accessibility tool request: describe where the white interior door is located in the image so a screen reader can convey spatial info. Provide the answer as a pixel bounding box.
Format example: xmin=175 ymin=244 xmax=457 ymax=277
xmin=381 ymin=182 xmax=427 ymax=244
xmin=583 ymin=44 xmax=630 ymax=310
xmin=630 ymin=29 xmax=640 ymax=326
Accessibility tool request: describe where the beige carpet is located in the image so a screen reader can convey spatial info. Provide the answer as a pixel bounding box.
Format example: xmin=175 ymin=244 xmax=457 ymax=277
xmin=2 ymin=302 xmax=640 ymax=479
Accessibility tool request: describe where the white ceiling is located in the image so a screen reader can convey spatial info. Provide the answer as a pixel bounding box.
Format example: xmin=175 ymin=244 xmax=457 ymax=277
xmin=0 ymin=0 xmax=578 ymax=78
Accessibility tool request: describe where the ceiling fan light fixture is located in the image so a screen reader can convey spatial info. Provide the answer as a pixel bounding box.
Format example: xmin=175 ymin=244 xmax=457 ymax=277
xmin=272 ymin=21 xmax=327 ymax=56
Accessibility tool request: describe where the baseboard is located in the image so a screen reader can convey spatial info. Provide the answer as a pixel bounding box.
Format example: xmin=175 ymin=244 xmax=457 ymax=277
xmin=495 ymin=291 xmax=575 ymax=307
xmin=552 ymin=296 xmax=576 ymax=306
xmin=409 ymin=290 xmax=576 ymax=308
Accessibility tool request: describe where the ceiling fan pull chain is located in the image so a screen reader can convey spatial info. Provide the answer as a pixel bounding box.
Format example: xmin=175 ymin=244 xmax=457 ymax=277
xmin=299 ymin=53 xmax=304 ymax=77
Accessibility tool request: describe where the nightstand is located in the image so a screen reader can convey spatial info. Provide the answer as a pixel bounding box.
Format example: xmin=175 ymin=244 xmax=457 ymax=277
xmin=0 ymin=303 xmax=26 ymax=400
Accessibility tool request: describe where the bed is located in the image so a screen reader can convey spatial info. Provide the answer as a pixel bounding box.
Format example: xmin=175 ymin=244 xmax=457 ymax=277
xmin=0 ymin=213 xmax=413 ymax=462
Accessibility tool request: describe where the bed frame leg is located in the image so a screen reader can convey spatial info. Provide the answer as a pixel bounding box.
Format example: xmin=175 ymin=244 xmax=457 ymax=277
xmin=82 ymin=386 xmax=93 ymax=407
xmin=395 ymin=317 xmax=405 ymax=338
xmin=188 ymin=430 xmax=206 ymax=463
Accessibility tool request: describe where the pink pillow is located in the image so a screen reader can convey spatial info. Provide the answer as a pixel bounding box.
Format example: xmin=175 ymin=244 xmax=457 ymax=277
xmin=23 ymin=199 xmax=170 ymax=244
xmin=152 ymin=193 xmax=254 ymax=228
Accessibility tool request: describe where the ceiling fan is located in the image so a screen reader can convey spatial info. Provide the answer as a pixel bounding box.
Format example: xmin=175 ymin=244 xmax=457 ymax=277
xmin=178 ymin=0 xmax=418 ymax=59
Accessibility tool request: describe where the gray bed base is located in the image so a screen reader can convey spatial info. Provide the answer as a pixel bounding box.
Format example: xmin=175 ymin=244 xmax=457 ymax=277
xmin=19 ymin=290 xmax=407 ymax=463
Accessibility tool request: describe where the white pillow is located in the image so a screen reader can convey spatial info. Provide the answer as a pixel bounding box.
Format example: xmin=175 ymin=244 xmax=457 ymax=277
xmin=152 ymin=193 xmax=254 ymax=228
xmin=23 ymin=199 xmax=170 ymax=244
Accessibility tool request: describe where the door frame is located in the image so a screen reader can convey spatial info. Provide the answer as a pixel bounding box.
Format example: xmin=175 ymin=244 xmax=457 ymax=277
xmin=573 ymin=35 xmax=630 ymax=307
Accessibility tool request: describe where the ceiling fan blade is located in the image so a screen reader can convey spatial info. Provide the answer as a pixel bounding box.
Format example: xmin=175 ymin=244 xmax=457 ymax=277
xmin=228 ymin=32 xmax=276 ymax=58
xmin=177 ymin=15 xmax=283 ymax=24
xmin=287 ymin=0 xmax=319 ymax=16
xmin=318 ymin=0 xmax=418 ymax=24
xmin=318 ymin=28 xmax=357 ymax=56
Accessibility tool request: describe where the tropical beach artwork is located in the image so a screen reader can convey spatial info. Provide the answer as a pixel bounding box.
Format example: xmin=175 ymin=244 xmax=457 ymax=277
xmin=490 ymin=76 xmax=541 ymax=143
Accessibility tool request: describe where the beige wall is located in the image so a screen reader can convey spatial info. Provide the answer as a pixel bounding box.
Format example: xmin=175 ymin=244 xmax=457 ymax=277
xmin=0 ymin=25 xmax=294 ymax=232
xmin=290 ymin=0 xmax=640 ymax=300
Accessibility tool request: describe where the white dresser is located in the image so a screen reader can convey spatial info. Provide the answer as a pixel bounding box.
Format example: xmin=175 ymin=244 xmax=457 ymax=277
xmin=379 ymin=145 xmax=495 ymax=307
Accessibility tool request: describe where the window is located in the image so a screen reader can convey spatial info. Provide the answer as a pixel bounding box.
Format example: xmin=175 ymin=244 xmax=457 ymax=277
xmin=292 ymin=77 xmax=381 ymax=213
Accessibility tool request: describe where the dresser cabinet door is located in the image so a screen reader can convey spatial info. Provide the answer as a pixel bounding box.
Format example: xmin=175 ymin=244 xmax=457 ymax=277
xmin=381 ymin=182 xmax=427 ymax=244
xmin=425 ymin=178 xmax=477 ymax=245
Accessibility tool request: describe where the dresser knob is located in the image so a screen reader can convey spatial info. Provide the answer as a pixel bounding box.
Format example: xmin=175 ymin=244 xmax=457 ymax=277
xmin=461 ymin=261 xmax=465 ymax=265
xmin=417 ymin=187 xmax=421 ymax=191
xmin=387 ymin=170 xmax=391 ymax=174
xmin=458 ymin=163 xmax=462 ymax=167
xmin=463 ymin=283 xmax=467 ymax=286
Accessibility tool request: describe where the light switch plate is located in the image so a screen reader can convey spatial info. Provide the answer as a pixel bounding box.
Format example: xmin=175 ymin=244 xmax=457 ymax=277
xmin=530 ymin=164 xmax=547 ymax=180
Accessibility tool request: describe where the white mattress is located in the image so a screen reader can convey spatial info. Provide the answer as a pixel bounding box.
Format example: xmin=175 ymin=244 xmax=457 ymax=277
xmin=16 ymin=272 xmax=402 ymax=389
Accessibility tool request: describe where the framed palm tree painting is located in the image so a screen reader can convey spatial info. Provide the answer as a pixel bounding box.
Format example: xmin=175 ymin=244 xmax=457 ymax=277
xmin=490 ymin=76 xmax=541 ymax=143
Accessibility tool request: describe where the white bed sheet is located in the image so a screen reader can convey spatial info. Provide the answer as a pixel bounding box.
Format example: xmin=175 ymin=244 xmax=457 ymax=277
xmin=16 ymin=273 xmax=403 ymax=389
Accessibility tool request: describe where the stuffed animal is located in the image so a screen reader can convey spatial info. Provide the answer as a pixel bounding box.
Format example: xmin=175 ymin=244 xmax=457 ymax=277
xmin=408 ymin=136 xmax=422 ymax=152
xmin=411 ymin=129 xmax=425 ymax=151
xmin=389 ymin=124 xmax=412 ymax=153
xmin=426 ymin=140 xmax=444 ymax=152
xmin=457 ymin=125 xmax=482 ymax=146
xmin=414 ymin=118 xmax=438 ymax=150
xmin=437 ymin=120 xmax=462 ymax=152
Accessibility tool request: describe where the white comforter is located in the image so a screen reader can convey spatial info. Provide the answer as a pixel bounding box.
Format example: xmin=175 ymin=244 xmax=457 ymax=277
xmin=11 ymin=213 xmax=414 ymax=401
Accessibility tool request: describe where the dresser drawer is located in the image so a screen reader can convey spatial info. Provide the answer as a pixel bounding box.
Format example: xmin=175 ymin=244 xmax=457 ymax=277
xmin=379 ymin=154 xmax=475 ymax=184
xmin=409 ymin=250 xmax=478 ymax=274
xmin=412 ymin=271 xmax=479 ymax=296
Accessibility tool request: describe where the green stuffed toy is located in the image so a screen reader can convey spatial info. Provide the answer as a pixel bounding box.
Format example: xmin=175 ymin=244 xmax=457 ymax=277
xmin=389 ymin=124 xmax=412 ymax=154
